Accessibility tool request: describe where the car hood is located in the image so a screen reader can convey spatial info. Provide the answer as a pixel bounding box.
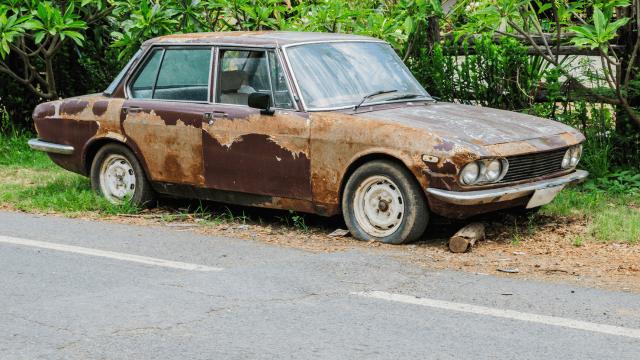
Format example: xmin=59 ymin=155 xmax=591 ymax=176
xmin=351 ymin=102 xmax=583 ymax=147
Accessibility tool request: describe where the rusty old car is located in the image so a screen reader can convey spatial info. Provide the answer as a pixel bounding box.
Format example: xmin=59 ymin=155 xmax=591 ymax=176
xmin=29 ymin=31 xmax=588 ymax=244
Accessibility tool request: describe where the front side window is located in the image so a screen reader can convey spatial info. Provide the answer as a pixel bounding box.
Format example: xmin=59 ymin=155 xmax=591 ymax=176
xmin=286 ymin=42 xmax=430 ymax=110
xmin=217 ymin=49 xmax=294 ymax=109
xmin=218 ymin=50 xmax=270 ymax=106
xmin=268 ymin=52 xmax=294 ymax=109
xmin=129 ymin=47 xmax=212 ymax=102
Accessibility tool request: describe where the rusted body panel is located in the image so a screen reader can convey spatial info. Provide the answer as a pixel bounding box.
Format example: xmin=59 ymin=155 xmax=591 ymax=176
xmin=202 ymin=107 xmax=312 ymax=200
xmin=121 ymin=100 xmax=207 ymax=186
xmin=31 ymin=31 xmax=587 ymax=220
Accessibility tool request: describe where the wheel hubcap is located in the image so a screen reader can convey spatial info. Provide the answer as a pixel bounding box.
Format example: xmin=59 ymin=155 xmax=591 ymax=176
xmin=353 ymin=175 xmax=404 ymax=237
xmin=100 ymin=154 xmax=135 ymax=204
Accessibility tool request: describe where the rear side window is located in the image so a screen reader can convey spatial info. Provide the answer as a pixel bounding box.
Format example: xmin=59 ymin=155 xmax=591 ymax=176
xmin=129 ymin=47 xmax=212 ymax=102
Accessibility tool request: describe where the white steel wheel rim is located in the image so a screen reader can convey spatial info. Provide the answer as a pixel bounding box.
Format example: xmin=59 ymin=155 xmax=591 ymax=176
xmin=353 ymin=175 xmax=405 ymax=238
xmin=100 ymin=154 xmax=136 ymax=204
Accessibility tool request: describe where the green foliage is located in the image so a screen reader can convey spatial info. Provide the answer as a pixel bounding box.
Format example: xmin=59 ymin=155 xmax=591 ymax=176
xmin=568 ymin=6 xmax=630 ymax=50
xmin=108 ymin=0 xmax=444 ymax=62
xmin=410 ymin=34 xmax=537 ymax=110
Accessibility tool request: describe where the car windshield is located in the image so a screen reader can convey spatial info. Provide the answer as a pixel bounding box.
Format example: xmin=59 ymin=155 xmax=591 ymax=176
xmin=286 ymin=41 xmax=430 ymax=110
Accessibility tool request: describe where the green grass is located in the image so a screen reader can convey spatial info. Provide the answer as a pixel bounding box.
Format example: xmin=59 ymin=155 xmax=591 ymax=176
xmin=542 ymin=185 xmax=640 ymax=244
xmin=0 ymin=132 xmax=138 ymax=215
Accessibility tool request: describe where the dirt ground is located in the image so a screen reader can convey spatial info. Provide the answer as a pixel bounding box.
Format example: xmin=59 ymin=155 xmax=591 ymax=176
xmin=2 ymin=200 xmax=638 ymax=294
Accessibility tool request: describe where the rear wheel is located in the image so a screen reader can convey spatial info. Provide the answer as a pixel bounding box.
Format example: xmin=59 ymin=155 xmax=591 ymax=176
xmin=90 ymin=143 xmax=156 ymax=207
xmin=342 ymin=160 xmax=429 ymax=244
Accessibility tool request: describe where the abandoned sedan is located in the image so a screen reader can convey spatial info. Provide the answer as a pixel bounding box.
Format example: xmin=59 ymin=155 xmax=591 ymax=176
xmin=29 ymin=31 xmax=587 ymax=244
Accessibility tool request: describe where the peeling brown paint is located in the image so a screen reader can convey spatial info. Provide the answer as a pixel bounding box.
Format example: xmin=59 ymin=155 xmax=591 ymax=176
xmin=202 ymin=112 xmax=310 ymax=159
xmin=47 ymin=97 xmax=126 ymax=141
xmin=484 ymin=141 xmax=538 ymax=157
xmin=123 ymin=111 xmax=205 ymax=186
xmin=92 ymin=100 xmax=110 ymax=117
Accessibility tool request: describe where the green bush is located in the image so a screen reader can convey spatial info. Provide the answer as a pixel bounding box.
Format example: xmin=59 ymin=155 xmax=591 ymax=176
xmin=409 ymin=35 xmax=537 ymax=111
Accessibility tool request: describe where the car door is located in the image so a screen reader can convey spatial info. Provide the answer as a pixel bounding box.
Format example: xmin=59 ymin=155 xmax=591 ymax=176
xmin=202 ymin=48 xmax=312 ymax=200
xmin=122 ymin=46 xmax=214 ymax=187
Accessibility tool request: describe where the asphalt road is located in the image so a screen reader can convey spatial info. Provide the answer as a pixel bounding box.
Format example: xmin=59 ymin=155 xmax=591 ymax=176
xmin=1 ymin=211 xmax=639 ymax=359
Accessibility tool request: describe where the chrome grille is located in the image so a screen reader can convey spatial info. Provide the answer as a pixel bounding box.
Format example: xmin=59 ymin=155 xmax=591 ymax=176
xmin=500 ymin=148 xmax=567 ymax=183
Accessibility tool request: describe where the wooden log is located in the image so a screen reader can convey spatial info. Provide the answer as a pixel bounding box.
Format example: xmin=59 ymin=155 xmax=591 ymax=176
xmin=449 ymin=222 xmax=485 ymax=253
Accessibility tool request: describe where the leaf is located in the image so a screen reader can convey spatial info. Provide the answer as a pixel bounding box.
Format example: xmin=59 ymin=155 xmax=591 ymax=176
xmin=34 ymin=31 xmax=45 ymax=44
xmin=404 ymin=16 xmax=413 ymax=32
xmin=1 ymin=38 xmax=9 ymax=56
xmin=537 ymin=3 xmax=552 ymax=14
xmin=593 ymin=7 xmax=605 ymax=38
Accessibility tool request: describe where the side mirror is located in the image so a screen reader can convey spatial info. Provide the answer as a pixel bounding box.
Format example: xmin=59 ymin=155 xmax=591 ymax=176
xmin=248 ymin=92 xmax=275 ymax=115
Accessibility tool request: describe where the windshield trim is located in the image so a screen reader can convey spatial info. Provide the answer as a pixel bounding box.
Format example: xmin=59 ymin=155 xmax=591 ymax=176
xmin=282 ymin=40 xmax=432 ymax=112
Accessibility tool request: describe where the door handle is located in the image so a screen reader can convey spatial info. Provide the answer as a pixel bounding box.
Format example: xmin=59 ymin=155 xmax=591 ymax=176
xmin=123 ymin=106 xmax=142 ymax=114
xmin=204 ymin=112 xmax=227 ymax=123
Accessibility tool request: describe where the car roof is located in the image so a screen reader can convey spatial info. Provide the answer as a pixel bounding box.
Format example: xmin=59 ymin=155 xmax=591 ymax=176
xmin=142 ymin=31 xmax=383 ymax=48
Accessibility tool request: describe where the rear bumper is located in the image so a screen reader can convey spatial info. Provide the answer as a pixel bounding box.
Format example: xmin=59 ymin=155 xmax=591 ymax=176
xmin=426 ymin=170 xmax=588 ymax=206
xmin=28 ymin=139 xmax=74 ymax=155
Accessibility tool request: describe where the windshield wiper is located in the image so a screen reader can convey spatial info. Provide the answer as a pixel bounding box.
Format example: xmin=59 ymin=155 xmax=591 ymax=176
xmin=384 ymin=94 xmax=423 ymax=102
xmin=354 ymin=89 xmax=398 ymax=110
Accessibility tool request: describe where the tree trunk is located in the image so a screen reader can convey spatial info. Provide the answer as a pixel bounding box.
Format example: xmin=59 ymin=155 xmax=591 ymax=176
xmin=615 ymin=5 xmax=640 ymax=136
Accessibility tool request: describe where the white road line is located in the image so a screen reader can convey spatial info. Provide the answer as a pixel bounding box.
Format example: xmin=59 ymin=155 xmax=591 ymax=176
xmin=353 ymin=291 xmax=640 ymax=339
xmin=0 ymin=236 xmax=223 ymax=271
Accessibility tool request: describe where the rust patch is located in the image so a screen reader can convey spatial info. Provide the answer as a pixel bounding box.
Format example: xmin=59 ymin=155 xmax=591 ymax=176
xmin=484 ymin=142 xmax=538 ymax=157
xmin=123 ymin=111 xmax=205 ymax=186
xmin=450 ymin=152 xmax=480 ymax=167
xmin=308 ymin=112 xmax=475 ymax=207
xmin=202 ymin=112 xmax=310 ymax=159
xmin=157 ymin=31 xmax=273 ymax=43
xmin=558 ymin=132 xmax=580 ymax=146
xmin=256 ymin=197 xmax=316 ymax=213
xmin=48 ymin=97 xmax=125 ymax=140
xmin=468 ymin=138 xmax=486 ymax=146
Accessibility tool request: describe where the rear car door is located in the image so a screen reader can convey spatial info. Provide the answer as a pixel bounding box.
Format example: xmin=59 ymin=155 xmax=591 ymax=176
xmin=202 ymin=48 xmax=312 ymax=200
xmin=122 ymin=46 xmax=214 ymax=187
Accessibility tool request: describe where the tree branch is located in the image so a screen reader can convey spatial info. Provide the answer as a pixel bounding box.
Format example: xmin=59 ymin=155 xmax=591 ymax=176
xmin=624 ymin=34 xmax=640 ymax=93
xmin=528 ymin=13 xmax=553 ymax=57
xmin=85 ymin=5 xmax=116 ymax=25
xmin=507 ymin=20 xmax=556 ymax=64
xmin=403 ymin=19 xmax=422 ymax=63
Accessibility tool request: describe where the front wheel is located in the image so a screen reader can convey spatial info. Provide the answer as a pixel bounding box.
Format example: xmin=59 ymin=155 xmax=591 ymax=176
xmin=342 ymin=160 xmax=429 ymax=244
xmin=90 ymin=143 xmax=156 ymax=207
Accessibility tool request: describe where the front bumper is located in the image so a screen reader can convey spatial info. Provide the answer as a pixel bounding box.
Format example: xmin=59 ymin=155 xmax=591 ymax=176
xmin=28 ymin=139 xmax=74 ymax=155
xmin=426 ymin=170 xmax=588 ymax=205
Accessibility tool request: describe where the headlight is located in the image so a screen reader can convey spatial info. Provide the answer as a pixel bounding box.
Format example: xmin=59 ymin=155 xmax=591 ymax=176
xmin=562 ymin=148 xmax=571 ymax=169
xmin=570 ymin=144 xmax=582 ymax=166
xmin=460 ymin=161 xmax=480 ymax=185
xmin=485 ymin=159 xmax=502 ymax=182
